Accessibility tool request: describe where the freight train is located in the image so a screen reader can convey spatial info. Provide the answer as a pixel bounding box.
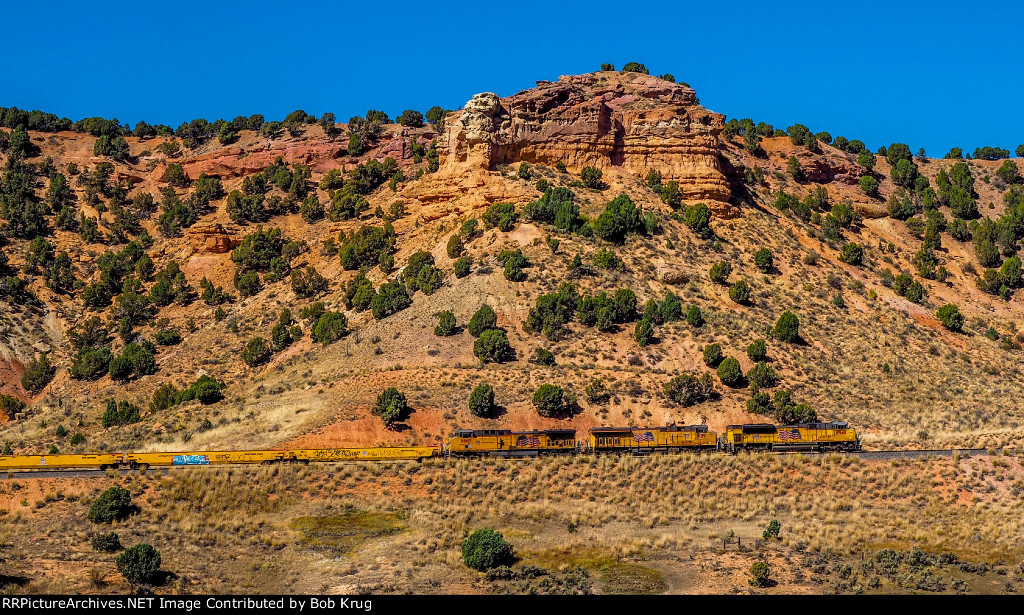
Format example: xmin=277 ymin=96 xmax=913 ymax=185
xmin=0 ymin=422 xmax=860 ymax=473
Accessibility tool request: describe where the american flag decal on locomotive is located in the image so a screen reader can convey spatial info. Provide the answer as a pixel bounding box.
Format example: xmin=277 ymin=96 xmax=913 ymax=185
xmin=777 ymin=428 xmax=801 ymax=441
xmin=516 ymin=435 xmax=540 ymax=447
xmin=633 ymin=431 xmax=656 ymax=443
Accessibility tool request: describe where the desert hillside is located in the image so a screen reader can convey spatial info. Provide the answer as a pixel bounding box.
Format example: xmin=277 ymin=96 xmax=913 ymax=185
xmin=2 ymin=68 xmax=1024 ymax=457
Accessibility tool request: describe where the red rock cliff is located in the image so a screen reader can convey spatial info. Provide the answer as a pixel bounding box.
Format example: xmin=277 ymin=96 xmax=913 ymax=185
xmin=437 ymin=72 xmax=731 ymax=202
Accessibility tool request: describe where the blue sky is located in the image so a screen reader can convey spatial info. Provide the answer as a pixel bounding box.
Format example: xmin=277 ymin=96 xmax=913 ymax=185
xmin=2 ymin=0 xmax=1020 ymax=155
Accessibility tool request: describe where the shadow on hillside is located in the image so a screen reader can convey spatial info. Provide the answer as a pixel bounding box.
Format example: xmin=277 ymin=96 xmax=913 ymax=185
xmin=547 ymin=400 xmax=584 ymax=421
xmin=0 ymin=574 xmax=28 ymax=589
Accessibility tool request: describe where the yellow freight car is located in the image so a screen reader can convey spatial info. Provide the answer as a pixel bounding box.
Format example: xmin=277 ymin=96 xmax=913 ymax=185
xmin=0 ymin=453 xmax=124 ymax=471
xmin=588 ymin=425 xmax=718 ymax=454
xmin=723 ymin=422 xmax=860 ymax=453
xmin=291 ymin=447 xmax=439 ymax=462
xmin=121 ymin=450 xmax=294 ymax=469
xmin=446 ymin=429 xmax=577 ymax=457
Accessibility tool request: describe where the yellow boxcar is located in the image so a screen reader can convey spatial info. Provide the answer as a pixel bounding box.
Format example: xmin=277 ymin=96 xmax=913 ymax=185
xmin=723 ymin=422 xmax=860 ymax=453
xmin=446 ymin=429 xmax=577 ymax=457
xmin=291 ymin=447 xmax=439 ymax=462
xmin=0 ymin=453 xmax=124 ymax=471
xmin=588 ymin=425 xmax=718 ymax=453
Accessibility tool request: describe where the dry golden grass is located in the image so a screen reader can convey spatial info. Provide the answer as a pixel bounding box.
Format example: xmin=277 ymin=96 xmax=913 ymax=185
xmin=1 ymin=452 xmax=1022 ymax=594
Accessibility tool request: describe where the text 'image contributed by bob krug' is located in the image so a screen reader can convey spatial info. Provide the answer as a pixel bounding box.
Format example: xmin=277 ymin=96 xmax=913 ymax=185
xmin=1 ymin=597 xmax=373 ymax=613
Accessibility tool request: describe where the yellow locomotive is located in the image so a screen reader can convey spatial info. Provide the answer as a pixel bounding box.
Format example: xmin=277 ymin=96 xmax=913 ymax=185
xmin=588 ymin=425 xmax=718 ymax=453
xmin=446 ymin=429 xmax=578 ymax=457
xmin=722 ymin=422 xmax=860 ymax=453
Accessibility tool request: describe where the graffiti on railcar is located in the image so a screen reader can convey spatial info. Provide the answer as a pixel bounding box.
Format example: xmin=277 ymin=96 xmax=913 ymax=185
xmin=173 ymin=454 xmax=210 ymax=465
xmin=304 ymin=448 xmax=435 ymax=461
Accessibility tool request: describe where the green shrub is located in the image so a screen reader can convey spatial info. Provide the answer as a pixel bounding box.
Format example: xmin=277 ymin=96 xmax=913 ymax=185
xmin=747 ymin=339 xmax=767 ymax=362
xmin=454 ymin=256 xmax=472 ymax=278
xmin=460 ymin=218 xmax=480 ymax=239
xmin=242 ymin=337 xmax=272 ymax=367
xmin=593 ymin=248 xmax=623 ymax=270
xmin=633 ymin=318 xmax=654 ymax=347
xmin=747 ymin=362 xmax=777 ymax=389
xmin=92 ymin=532 xmax=122 ymax=552
xmin=447 ymin=234 xmax=463 ymax=258
xmin=839 ymin=242 xmax=863 ymax=265
xmin=585 ymin=378 xmax=609 ymax=404
xmin=532 ymin=348 xmax=556 ymax=366
xmin=937 ymin=304 xmax=964 ymax=332
xmin=373 ymin=387 xmax=408 ymax=426
xmin=291 ymin=265 xmax=329 ymax=298
xmin=659 ymin=292 xmax=682 ymax=322
xmin=161 ymin=163 xmax=190 ymax=187
xmin=702 ymin=343 xmax=723 ymax=367
xmin=773 ymin=311 xmax=799 ymax=342
xmin=462 ymin=529 xmax=515 ymax=571
xmin=686 ymin=305 xmax=704 ymax=327
xmin=749 ymin=561 xmax=771 ymax=587
xmin=469 ymin=384 xmax=496 ymax=417
xmin=532 ymin=384 xmax=565 ymax=417
xmin=503 ymin=260 xmax=525 ymax=282
xmin=524 ymin=283 xmax=579 ymax=340
xmin=716 ymin=358 xmax=743 ymax=387
xmin=311 ymin=312 xmax=347 ymax=344
xmin=973 ymin=146 xmax=1009 ymax=160
xmin=370 ymin=280 xmax=412 ymax=319
xmin=154 ymin=328 xmax=181 ymax=346
xmin=762 ymin=520 xmax=781 ymax=540
xmin=116 ymin=543 xmax=161 ymax=586
xmin=663 ymin=373 xmax=715 ymax=406
xmin=747 ymin=390 xmax=773 ymax=415
xmin=709 ymin=262 xmax=731 ymax=284
xmin=338 ymin=224 xmax=396 ymax=271
xmin=622 ymin=62 xmax=648 ymax=74
xmin=948 ymin=218 xmax=970 ymax=241
xmin=177 ymin=375 xmax=226 ymax=405
xmin=786 ymin=156 xmax=801 ymax=179
xmin=482 ymin=202 xmax=517 ymax=230
xmin=405 ymin=250 xmax=443 ymax=294
xmin=468 ymin=305 xmax=497 ymax=337
xmin=683 ymin=203 xmax=713 ymax=239
xmin=593 ymin=193 xmax=643 ymax=243
xmin=474 ymin=329 xmax=511 ymax=363
xmin=754 ymin=248 xmax=774 ymax=273
xmin=995 ymin=160 xmax=1021 ymax=184
xmin=0 ymin=394 xmax=26 ymax=417
xmin=101 ymin=398 xmax=141 ymax=428
xmin=729 ymin=280 xmax=751 ymax=304
xmin=580 ymin=166 xmax=603 ymax=188
xmin=396 ymin=110 xmax=424 ymax=127
xmin=20 ymin=354 xmax=55 ymax=393
xmin=88 ymin=486 xmax=133 ymax=523
xmin=435 ymin=311 xmax=457 ymax=336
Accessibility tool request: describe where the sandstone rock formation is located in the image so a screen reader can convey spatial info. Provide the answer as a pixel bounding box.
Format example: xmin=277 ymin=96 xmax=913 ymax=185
xmin=436 ymin=72 xmax=731 ymax=203
xmin=188 ymin=223 xmax=240 ymax=254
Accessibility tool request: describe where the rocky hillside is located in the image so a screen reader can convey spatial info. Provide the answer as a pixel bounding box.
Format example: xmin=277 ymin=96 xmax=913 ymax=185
xmin=1 ymin=69 xmax=1023 ymax=456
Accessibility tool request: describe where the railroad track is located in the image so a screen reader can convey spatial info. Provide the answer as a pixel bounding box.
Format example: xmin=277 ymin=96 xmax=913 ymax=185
xmin=0 ymin=448 xmax=998 ymax=479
